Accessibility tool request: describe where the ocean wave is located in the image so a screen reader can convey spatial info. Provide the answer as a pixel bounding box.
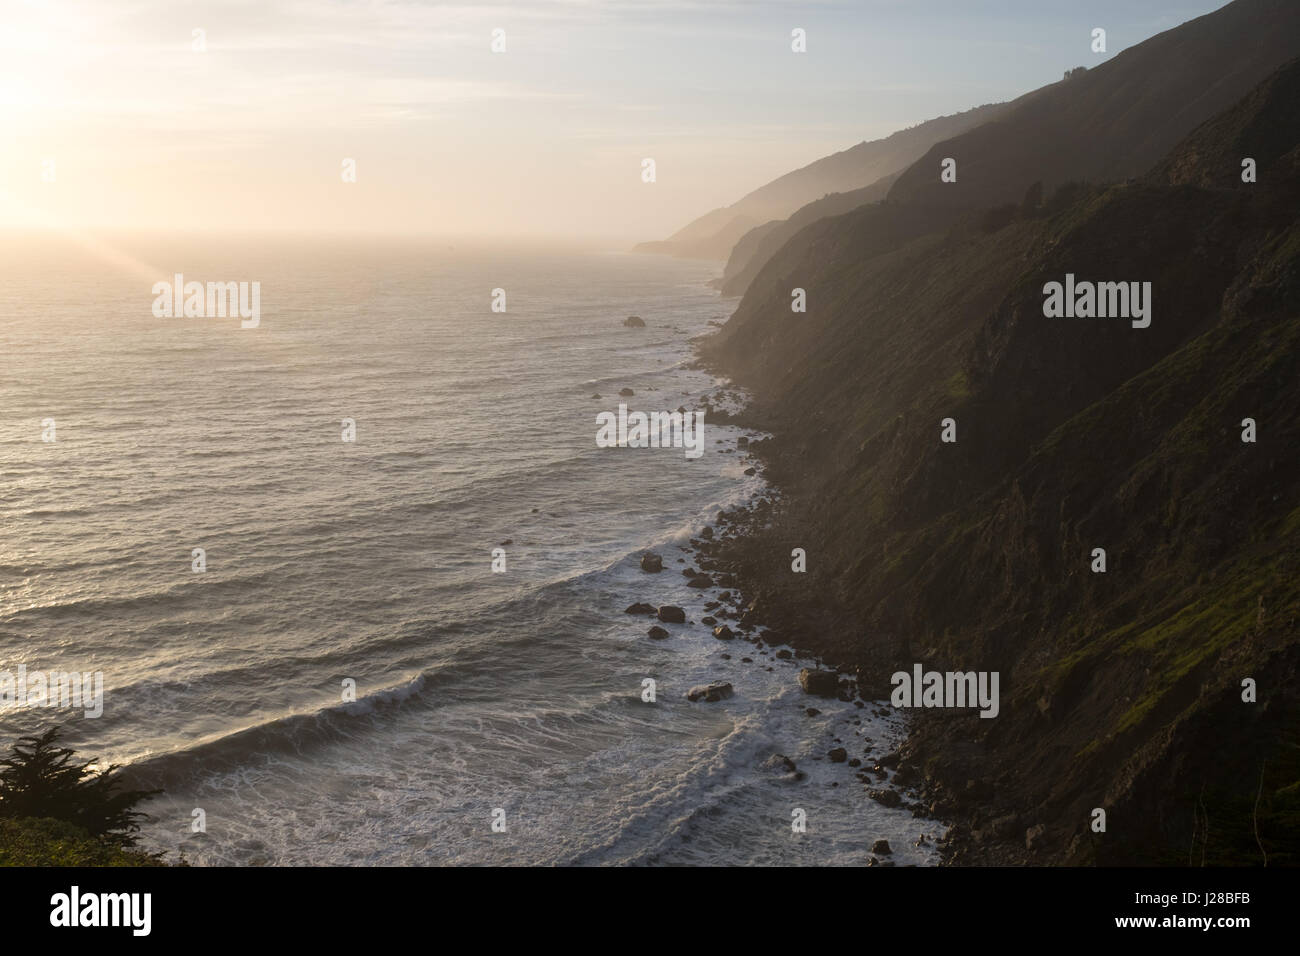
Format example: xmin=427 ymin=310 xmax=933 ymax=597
xmin=116 ymin=672 xmax=436 ymax=790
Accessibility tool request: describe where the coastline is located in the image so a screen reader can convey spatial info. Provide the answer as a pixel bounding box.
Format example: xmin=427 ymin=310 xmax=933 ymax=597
xmin=651 ymin=368 xmax=955 ymax=865
xmin=682 ymin=346 xmax=1024 ymax=866
xmin=98 ymin=252 xmax=940 ymax=866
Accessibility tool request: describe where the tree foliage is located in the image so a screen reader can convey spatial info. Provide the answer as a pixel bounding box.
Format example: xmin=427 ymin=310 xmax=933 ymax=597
xmin=0 ymin=727 xmax=160 ymax=847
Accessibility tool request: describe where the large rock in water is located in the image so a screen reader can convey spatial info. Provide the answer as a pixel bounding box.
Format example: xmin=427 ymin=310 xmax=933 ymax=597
xmin=657 ymin=605 xmax=686 ymax=624
xmin=623 ymin=315 xmax=645 ymax=328
xmin=867 ymin=788 xmax=902 ymax=809
xmin=760 ymin=753 xmax=798 ymax=774
xmin=647 ymin=626 xmax=670 ymax=639
xmin=625 ymin=602 xmax=657 ymax=615
xmin=799 ymin=668 xmax=840 ymax=697
xmin=686 ymin=681 xmax=733 ymax=702
xmin=640 ymin=552 xmax=663 ymax=573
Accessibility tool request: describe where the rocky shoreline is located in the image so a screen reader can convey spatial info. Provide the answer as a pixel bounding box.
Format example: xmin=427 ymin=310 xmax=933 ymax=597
xmin=617 ymin=20 xmax=1300 ymax=868
xmin=670 ymin=374 xmax=1031 ymax=866
xmin=618 ymin=381 xmax=955 ymax=864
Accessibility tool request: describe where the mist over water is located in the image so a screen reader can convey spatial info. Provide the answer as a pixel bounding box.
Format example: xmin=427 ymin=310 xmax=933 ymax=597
xmin=0 ymin=237 xmax=935 ymax=865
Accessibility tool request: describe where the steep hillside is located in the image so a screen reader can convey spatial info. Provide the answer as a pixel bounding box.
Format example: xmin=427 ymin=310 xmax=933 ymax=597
xmin=888 ymin=0 xmax=1300 ymax=209
xmin=717 ymin=172 xmax=898 ymax=295
xmin=1151 ymin=52 xmax=1300 ymax=189
xmin=699 ymin=57 xmax=1300 ymax=865
xmin=714 ymin=0 xmax=1300 ymax=298
xmin=635 ymin=102 xmax=1004 ymax=260
xmin=633 ymin=211 xmax=763 ymax=262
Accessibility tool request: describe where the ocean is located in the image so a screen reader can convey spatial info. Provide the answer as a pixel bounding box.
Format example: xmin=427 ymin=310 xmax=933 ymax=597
xmin=0 ymin=235 xmax=938 ymax=865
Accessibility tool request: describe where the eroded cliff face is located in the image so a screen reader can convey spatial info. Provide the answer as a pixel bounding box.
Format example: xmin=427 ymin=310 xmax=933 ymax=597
xmin=699 ymin=60 xmax=1300 ymax=865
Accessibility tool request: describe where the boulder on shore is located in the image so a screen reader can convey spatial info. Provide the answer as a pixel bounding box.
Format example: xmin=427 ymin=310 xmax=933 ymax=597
xmin=657 ymin=605 xmax=686 ymax=624
xmin=712 ymin=625 xmax=735 ymax=641
xmin=619 ymin=387 xmax=635 ymax=396
xmin=686 ymin=681 xmax=733 ymax=703
xmin=799 ymin=668 xmax=840 ymax=697
xmin=640 ymin=552 xmax=663 ymax=573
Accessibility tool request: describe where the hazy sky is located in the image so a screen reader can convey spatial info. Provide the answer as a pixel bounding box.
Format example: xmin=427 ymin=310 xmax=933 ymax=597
xmin=1 ymin=0 xmax=1229 ymax=240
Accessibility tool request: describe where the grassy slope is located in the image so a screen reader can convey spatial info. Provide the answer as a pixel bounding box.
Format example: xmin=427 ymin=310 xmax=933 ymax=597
xmin=0 ymin=817 xmax=166 ymax=867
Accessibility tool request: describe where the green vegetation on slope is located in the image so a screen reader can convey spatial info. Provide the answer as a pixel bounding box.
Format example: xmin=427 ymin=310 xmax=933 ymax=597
xmin=0 ymin=817 xmax=166 ymax=867
xmin=702 ymin=56 xmax=1300 ymax=864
